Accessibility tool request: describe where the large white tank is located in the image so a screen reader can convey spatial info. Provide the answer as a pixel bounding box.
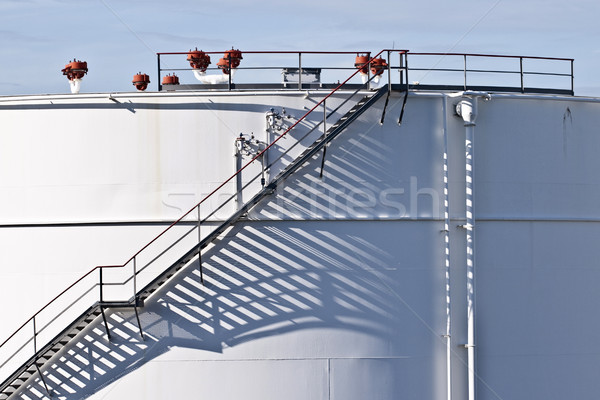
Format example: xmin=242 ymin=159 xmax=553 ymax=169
xmin=1 ymin=50 xmax=598 ymax=400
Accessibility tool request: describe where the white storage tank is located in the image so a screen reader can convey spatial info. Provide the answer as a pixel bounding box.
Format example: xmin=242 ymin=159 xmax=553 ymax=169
xmin=1 ymin=50 xmax=597 ymax=400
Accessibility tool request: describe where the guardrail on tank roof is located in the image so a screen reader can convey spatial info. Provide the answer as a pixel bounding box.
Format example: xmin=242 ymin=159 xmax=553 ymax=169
xmin=155 ymin=49 xmax=574 ymax=95
xmin=0 ymin=49 xmax=397 ymax=393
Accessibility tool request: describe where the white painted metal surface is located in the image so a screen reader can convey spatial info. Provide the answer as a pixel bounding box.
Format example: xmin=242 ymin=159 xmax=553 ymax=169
xmin=1 ymin=86 xmax=600 ymax=400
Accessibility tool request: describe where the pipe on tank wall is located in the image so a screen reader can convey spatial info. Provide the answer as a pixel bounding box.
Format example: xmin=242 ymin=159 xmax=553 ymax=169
xmin=442 ymin=95 xmax=452 ymax=400
xmin=454 ymin=92 xmax=490 ymax=400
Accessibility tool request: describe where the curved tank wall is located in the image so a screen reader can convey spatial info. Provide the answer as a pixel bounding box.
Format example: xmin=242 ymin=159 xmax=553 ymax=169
xmin=1 ymin=89 xmax=600 ymax=399
xmin=0 ymin=90 xmax=359 ymax=333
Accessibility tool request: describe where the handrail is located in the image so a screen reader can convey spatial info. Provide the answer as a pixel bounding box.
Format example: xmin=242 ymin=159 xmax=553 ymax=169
xmin=197 ymin=77 xmax=379 ymax=226
xmin=0 ymin=50 xmax=404 ymax=388
xmin=408 ymin=52 xmax=573 ymax=61
xmin=128 ymin=49 xmax=394 ymax=264
xmin=156 ymin=49 xmax=409 ymax=91
xmin=0 ymin=263 xmax=126 ymax=349
xmin=406 ymin=52 xmax=574 ymax=94
xmin=155 ymin=49 xmax=574 ymax=95
xmin=158 ymin=50 xmax=370 ymax=55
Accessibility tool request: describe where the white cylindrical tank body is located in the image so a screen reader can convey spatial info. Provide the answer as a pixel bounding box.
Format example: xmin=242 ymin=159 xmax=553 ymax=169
xmin=1 ymin=89 xmax=600 ymax=400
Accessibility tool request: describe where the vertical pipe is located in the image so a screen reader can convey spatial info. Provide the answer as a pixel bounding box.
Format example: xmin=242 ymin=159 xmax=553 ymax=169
xmin=456 ymin=96 xmax=483 ymax=400
xmin=442 ymin=96 xmax=452 ymax=400
xmin=235 ymin=141 xmax=243 ymax=209
xmin=261 ymin=152 xmax=266 ymax=187
xmin=465 ymin=122 xmax=476 ymax=400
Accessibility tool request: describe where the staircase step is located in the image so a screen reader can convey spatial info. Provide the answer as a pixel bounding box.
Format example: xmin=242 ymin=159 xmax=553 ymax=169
xmin=99 ymin=301 xmax=136 ymax=308
xmin=50 ymin=344 xmax=63 ymax=353
xmin=18 ymin=371 xmax=34 ymax=381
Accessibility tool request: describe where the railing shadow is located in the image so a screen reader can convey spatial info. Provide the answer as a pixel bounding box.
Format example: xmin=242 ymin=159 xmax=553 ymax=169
xmin=12 ymin=93 xmax=444 ymax=399
xmin=16 ymin=225 xmax=412 ymax=399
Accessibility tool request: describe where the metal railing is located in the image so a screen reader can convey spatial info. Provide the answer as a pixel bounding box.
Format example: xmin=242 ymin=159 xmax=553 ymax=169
xmin=407 ymin=52 xmax=574 ymax=94
xmin=156 ymin=49 xmax=573 ymax=95
xmin=0 ymin=49 xmax=400 ymax=388
xmin=156 ymin=50 xmax=393 ymax=91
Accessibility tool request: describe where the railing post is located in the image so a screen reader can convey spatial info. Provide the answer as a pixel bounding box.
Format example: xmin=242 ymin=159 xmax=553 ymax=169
xmin=157 ymin=54 xmax=161 ymax=92
xmin=99 ymin=268 xmax=104 ymax=303
xmin=32 ymin=316 xmax=51 ymax=396
xmin=387 ymin=50 xmax=392 ymax=92
xmin=197 ymin=205 xmax=204 ymax=284
xmin=404 ymin=52 xmax=409 ymax=92
xmin=98 ymin=267 xmax=111 ymax=340
xmin=463 ymin=54 xmax=467 ymax=90
xmin=571 ymin=59 xmax=574 ymax=95
xmin=133 ymin=257 xmax=138 ymax=303
xmin=319 ymin=98 xmax=329 ymax=178
xmin=99 ymin=266 xmax=111 ymax=338
xmin=323 ymin=99 xmax=327 ymax=134
xmin=367 ymin=52 xmax=371 ymax=90
xmin=298 ymin=52 xmax=302 ymax=91
xmin=228 ymin=56 xmax=232 ymax=91
xmin=520 ymin=57 xmax=524 ymax=93
xmin=32 ymin=317 xmax=37 ymax=355
xmin=399 ymin=51 xmax=404 ymax=86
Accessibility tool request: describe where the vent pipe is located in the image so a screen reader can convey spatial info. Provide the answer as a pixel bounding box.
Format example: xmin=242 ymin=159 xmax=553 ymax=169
xmin=61 ymin=59 xmax=88 ymax=94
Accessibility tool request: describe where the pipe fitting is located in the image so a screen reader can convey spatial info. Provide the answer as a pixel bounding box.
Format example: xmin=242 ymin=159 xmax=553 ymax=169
xmin=456 ymin=99 xmax=477 ymax=126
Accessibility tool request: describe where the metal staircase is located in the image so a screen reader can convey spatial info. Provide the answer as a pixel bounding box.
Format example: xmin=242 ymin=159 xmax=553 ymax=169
xmin=136 ymin=84 xmax=388 ymax=304
xmin=0 ymin=81 xmax=389 ymax=400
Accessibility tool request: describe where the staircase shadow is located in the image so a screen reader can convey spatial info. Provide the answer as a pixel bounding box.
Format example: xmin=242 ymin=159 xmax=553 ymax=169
xmin=19 ymin=220 xmax=418 ymax=399
xmin=14 ymin=93 xmax=443 ymax=399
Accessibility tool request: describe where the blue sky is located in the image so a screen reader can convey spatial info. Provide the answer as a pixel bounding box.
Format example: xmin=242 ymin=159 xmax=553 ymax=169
xmin=1 ymin=0 xmax=598 ymax=96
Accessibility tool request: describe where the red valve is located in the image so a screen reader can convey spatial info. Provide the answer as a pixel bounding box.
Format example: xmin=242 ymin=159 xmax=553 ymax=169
xmin=370 ymin=57 xmax=388 ymax=77
xmin=162 ymin=74 xmax=180 ymax=85
xmin=354 ymin=54 xmax=370 ymax=75
xmin=217 ymin=48 xmax=243 ymax=75
xmin=187 ymin=48 xmax=211 ymax=72
xmin=132 ymin=73 xmax=151 ymax=91
xmin=61 ymin=59 xmax=88 ymax=80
